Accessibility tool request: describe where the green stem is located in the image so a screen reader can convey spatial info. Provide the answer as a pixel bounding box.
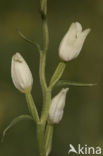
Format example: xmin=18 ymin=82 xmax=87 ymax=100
xmin=40 ymin=0 xmax=47 ymax=16
xmin=37 ymin=0 xmax=51 ymax=156
xmin=39 ymin=0 xmax=49 ymax=122
xmin=39 ymin=0 xmax=49 ymax=102
xmin=25 ymin=92 xmax=40 ymax=123
xmin=39 ymin=53 xmax=47 ymax=104
xmin=40 ymin=0 xmax=49 ymax=53
xmin=42 ymin=19 xmax=49 ymax=53
xmin=41 ymin=88 xmax=51 ymax=125
xmin=37 ymin=123 xmax=46 ymax=156
xmin=39 ymin=54 xmax=51 ymax=155
xmin=45 ymin=124 xmax=53 ymax=156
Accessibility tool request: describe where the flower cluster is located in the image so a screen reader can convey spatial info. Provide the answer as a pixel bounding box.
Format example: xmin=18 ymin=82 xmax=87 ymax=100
xmin=11 ymin=22 xmax=90 ymax=124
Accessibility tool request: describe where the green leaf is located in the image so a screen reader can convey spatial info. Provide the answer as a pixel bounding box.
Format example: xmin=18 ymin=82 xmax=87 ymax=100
xmin=17 ymin=30 xmax=41 ymax=53
xmin=56 ymin=80 xmax=96 ymax=87
xmin=1 ymin=114 xmax=33 ymax=142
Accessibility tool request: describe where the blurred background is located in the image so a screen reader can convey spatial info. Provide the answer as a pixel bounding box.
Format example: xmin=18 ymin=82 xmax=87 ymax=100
xmin=0 ymin=0 xmax=103 ymax=155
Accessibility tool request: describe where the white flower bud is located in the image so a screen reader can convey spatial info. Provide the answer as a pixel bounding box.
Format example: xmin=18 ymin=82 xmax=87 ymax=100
xmin=59 ymin=22 xmax=90 ymax=62
xmin=11 ymin=53 xmax=33 ymax=93
xmin=48 ymin=88 xmax=69 ymax=124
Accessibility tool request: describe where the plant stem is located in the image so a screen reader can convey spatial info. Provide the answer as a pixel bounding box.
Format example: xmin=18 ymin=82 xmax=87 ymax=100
xmin=42 ymin=19 xmax=49 ymax=53
xmin=40 ymin=0 xmax=49 ymax=53
xmin=39 ymin=0 xmax=49 ymax=107
xmin=40 ymin=0 xmax=47 ymax=17
xmin=25 ymin=92 xmax=46 ymax=156
xmin=39 ymin=52 xmax=47 ymax=97
xmin=37 ymin=123 xmax=46 ymax=156
xmin=39 ymin=1 xmax=66 ymax=156
xmin=25 ymin=92 xmax=40 ymax=123
xmin=39 ymin=0 xmax=50 ymax=124
xmin=41 ymin=88 xmax=51 ymax=125
xmin=37 ymin=0 xmax=50 ymax=156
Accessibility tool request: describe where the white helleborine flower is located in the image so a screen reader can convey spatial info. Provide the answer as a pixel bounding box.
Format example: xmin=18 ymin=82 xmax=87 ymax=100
xmin=48 ymin=88 xmax=69 ymax=124
xmin=11 ymin=53 xmax=33 ymax=93
xmin=59 ymin=22 xmax=90 ymax=62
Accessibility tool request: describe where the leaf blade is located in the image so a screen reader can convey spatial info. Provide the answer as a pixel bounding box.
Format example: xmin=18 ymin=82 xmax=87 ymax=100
xmin=56 ymin=80 xmax=96 ymax=87
xmin=2 ymin=114 xmax=33 ymax=142
xmin=17 ymin=30 xmax=41 ymax=53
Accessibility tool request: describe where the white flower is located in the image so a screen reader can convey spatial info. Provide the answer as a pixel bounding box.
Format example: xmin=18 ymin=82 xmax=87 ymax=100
xmin=11 ymin=52 xmax=33 ymax=93
xmin=48 ymin=88 xmax=69 ymax=124
xmin=59 ymin=22 xmax=90 ymax=62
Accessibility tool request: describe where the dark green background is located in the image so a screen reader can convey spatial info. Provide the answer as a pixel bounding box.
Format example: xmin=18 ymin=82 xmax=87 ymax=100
xmin=0 ymin=0 xmax=103 ymax=155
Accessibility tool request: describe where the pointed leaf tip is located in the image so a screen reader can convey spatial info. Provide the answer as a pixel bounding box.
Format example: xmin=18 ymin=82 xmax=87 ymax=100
xmin=1 ymin=114 xmax=33 ymax=142
xmin=17 ymin=30 xmax=41 ymax=53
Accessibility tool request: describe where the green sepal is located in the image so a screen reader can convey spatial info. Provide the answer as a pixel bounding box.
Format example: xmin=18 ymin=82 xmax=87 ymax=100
xmin=1 ymin=114 xmax=33 ymax=142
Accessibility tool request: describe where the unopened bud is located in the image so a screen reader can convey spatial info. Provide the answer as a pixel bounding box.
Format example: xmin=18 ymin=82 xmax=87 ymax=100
xmin=48 ymin=88 xmax=69 ymax=124
xmin=11 ymin=53 xmax=33 ymax=93
xmin=59 ymin=22 xmax=90 ymax=62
